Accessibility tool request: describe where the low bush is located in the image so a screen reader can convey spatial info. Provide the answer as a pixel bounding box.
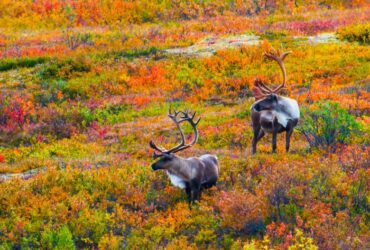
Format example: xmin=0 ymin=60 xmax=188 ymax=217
xmin=0 ymin=57 xmax=46 ymax=71
xmin=38 ymin=58 xmax=91 ymax=80
xmin=216 ymin=190 xmax=266 ymax=233
xmin=65 ymin=31 xmax=94 ymax=50
xmin=337 ymin=23 xmax=369 ymax=44
xmin=298 ymin=102 xmax=360 ymax=150
xmin=115 ymin=46 xmax=159 ymax=60
xmin=41 ymin=226 xmax=76 ymax=250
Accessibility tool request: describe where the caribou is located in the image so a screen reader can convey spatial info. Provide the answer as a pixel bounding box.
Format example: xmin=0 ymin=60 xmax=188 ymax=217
xmin=251 ymin=50 xmax=300 ymax=154
xmin=149 ymin=110 xmax=219 ymax=205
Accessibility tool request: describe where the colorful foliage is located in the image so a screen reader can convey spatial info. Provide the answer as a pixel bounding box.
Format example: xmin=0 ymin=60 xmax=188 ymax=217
xmin=337 ymin=23 xmax=370 ymax=44
xmin=0 ymin=1 xmax=369 ymax=249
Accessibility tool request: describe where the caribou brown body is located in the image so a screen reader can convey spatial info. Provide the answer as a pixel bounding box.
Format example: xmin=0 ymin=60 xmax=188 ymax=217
xmin=150 ymin=110 xmax=219 ymax=204
xmin=251 ymin=50 xmax=300 ymax=154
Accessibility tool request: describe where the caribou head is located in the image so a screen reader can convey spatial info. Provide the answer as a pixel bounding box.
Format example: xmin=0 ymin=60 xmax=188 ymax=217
xmin=251 ymin=50 xmax=300 ymax=154
xmin=149 ymin=110 xmax=219 ymax=204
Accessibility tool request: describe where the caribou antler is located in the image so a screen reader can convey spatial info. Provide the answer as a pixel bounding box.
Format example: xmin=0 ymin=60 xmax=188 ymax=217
xmin=253 ymin=86 xmax=270 ymax=99
xmin=254 ymin=49 xmax=291 ymax=98
xmin=149 ymin=109 xmax=200 ymax=158
xmin=253 ymin=79 xmax=270 ymax=100
xmin=264 ymin=50 xmax=290 ymax=93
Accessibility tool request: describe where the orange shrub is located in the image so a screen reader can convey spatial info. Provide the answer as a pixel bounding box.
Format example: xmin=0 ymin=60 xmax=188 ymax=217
xmin=216 ymin=189 xmax=267 ymax=232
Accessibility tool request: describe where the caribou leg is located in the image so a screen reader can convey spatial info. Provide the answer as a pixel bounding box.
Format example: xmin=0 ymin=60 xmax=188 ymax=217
xmin=185 ymin=183 xmax=192 ymax=205
xmin=272 ymin=132 xmax=277 ymax=153
xmin=272 ymin=117 xmax=279 ymax=153
xmin=190 ymin=180 xmax=201 ymax=204
xmin=285 ymin=120 xmax=294 ymax=152
xmin=257 ymin=130 xmax=265 ymax=141
xmin=252 ymin=126 xmax=262 ymax=154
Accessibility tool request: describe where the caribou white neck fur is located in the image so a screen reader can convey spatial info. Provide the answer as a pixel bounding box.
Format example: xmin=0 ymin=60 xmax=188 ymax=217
xmin=274 ymin=96 xmax=299 ymax=127
xmin=251 ymin=95 xmax=299 ymax=128
xmin=166 ymin=171 xmax=186 ymax=189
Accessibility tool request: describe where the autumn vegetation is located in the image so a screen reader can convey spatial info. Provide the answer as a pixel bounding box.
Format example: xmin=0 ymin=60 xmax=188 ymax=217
xmin=0 ymin=1 xmax=369 ymax=249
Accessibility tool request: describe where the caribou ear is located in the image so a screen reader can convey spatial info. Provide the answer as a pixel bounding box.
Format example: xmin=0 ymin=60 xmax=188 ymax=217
xmin=152 ymin=152 xmax=161 ymax=159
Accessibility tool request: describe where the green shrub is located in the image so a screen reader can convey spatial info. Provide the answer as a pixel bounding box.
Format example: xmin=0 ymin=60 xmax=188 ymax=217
xmin=38 ymin=58 xmax=91 ymax=80
xmin=40 ymin=226 xmax=76 ymax=250
xmin=0 ymin=242 xmax=13 ymax=249
xmin=0 ymin=57 xmax=46 ymax=71
xmin=337 ymin=24 xmax=369 ymax=44
xmin=298 ymin=102 xmax=360 ymax=149
xmin=55 ymin=226 xmax=76 ymax=250
xmin=41 ymin=228 xmax=55 ymax=249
